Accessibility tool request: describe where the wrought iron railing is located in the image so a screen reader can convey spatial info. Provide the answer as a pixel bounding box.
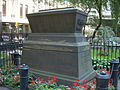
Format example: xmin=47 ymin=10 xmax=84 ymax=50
xmin=91 ymin=41 xmax=120 ymax=70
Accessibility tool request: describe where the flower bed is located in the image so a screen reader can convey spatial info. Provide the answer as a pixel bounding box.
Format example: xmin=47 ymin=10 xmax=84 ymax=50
xmin=0 ymin=64 xmax=115 ymax=90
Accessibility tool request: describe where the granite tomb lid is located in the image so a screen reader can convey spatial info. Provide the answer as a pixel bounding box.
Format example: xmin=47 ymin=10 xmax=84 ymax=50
xmin=27 ymin=8 xmax=87 ymax=33
xmin=28 ymin=8 xmax=87 ymax=16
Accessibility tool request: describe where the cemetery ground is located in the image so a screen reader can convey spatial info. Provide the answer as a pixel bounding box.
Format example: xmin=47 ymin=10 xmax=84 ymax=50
xmin=0 ymin=49 xmax=119 ymax=90
xmin=91 ymin=48 xmax=120 ymax=60
xmin=0 ymin=8 xmax=120 ymax=90
xmin=0 ymin=63 xmax=117 ymax=90
xmin=0 ymin=43 xmax=119 ymax=90
xmin=91 ymin=48 xmax=120 ymax=69
xmin=0 ymin=44 xmax=119 ymax=90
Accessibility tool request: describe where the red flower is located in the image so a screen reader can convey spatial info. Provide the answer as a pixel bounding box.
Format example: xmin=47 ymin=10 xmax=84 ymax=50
xmin=79 ymin=85 xmax=84 ymax=87
xmin=15 ymin=77 xmax=19 ymax=81
xmin=31 ymin=78 xmax=34 ymax=81
xmin=12 ymin=76 xmax=14 ymax=81
xmin=49 ymin=80 xmax=54 ymax=84
xmin=109 ymin=82 xmax=113 ymax=86
xmin=73 ymin=80 xmax=80 ymax=86
xmin=53 ymin=76 xmax=57 ymax=79
xmin=40 ymin=78 xmax=44 ymax=81
xmin=29 ymin=85 xmax=33 ymax=88
xmin=109 ymin=78 xmax=113 ymax=83
xmin=101 ymin=67 xmax=105 ymax=71
xmin=73 ymin=82 xmax=79 ymax=86
xmin=52 ymin=76 xmax=58 ymax=82
xmin=107 ymin=68 xmax=110 ymax=74
xmin=93 ymin=79 xmax=96 ymax=84
xmin=83 ymin=84 xmax=88 ymax=88
xmin=8 ymin=67 xmax=12 ymax=69
xmin=82 ymin=80 xmax=87 ymax=83
xmin=31 ymin=80 xmax=35 ymax=84
xmin=37 ymin=77 xmax=40 ymax=80
xmin=89 ymin=82 xmax=94 ymax=85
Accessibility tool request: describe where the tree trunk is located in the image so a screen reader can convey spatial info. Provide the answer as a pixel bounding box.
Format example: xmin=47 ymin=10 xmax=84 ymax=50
xmin=92 ymin=19 xmax=102 ymax=39
xmin=92 ymin=1 xmax=102 ymax=39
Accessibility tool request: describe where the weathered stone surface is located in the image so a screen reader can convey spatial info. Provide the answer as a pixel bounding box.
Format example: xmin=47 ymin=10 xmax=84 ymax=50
xmin=22 ymin=33 xmax=95 ymax=83
xmin=27 ymin=8 xmax=87 ymax=33
xmin=22 ymin=8 xmax=95 ymax=84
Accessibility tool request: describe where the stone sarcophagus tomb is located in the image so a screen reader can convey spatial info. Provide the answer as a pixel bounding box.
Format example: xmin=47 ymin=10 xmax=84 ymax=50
xmin=22 ymin=8 xmax=95 ymax=83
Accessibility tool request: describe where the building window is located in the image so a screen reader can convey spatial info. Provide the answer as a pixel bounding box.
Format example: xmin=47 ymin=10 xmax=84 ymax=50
xmin=2 ymin=0 xmax=6 ymax=16
xmin=20 ymin=4 xmax=23 ymax=18
xmin=11 ymin=0 xmax=15 ymax=17
xmin=25 ymin=5 xmax=28 ymax=17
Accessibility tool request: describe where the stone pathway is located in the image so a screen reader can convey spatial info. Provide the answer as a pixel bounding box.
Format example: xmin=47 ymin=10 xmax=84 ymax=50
xmin=0 ymin=87 xmax=10 ymax=90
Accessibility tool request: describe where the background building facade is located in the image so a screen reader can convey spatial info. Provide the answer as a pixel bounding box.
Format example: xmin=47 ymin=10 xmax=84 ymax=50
xmin=0 ymin=0 xmax=119 ymax=36
xmin=0 ymin=0 xmax=38 ymax=33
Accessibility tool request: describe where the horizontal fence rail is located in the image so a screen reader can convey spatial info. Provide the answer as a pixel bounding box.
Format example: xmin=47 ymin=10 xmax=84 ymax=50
xmin=91 ymin=41 xmax=120 ymax=70
xmin=0 ymin=33 xmax=119 ymax=90
xmin=0 ymin=42 xmax=22 ymax=67
xmin=0 ymin=33 xmax=119 ymax=71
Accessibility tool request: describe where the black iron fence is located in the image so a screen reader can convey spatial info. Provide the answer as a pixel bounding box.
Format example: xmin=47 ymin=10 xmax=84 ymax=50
xmin=0 ymin=32 xmax=28 ymax=43
xmin=0 ymin=33 xmax=119 ymax=71
xmin=91 ymin=41 xmax=120 ymax=70
xmin=0 ymin=34 xmax=119 ymax=89
xmin=0 ymin=32 xmax=26 ymax=68
xmin=0 ymin=42 xmax=22 ymax=67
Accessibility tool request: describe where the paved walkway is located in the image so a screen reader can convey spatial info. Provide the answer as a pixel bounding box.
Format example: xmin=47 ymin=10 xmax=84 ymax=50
xmin=0 ymin=87 xmax=10 ymax=90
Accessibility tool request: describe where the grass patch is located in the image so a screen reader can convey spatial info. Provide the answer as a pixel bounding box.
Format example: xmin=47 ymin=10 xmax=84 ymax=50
xmin=91 ymin=48 xmax=120 ymax=60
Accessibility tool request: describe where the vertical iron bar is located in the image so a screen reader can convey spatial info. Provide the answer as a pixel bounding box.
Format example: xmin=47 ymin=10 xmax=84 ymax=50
xmin=107 ymin=41 xmax=109 ymax=71
xmin=96 ymin=43 xmax=98 ymax=70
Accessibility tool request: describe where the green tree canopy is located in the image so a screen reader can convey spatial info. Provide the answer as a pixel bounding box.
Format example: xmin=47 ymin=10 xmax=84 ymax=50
xmin=57 ymin=0 xmax=120 ymax=37
xmin=109 ymin=0 xmax=120 ymax=33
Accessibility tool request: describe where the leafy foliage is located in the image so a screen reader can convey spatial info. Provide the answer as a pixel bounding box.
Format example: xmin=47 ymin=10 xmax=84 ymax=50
xmin=109 ymin=0 xmax=120 ymax=32
xmin=0 ymin=64 xmax=115 ymax=90
xmin=53 ymin=0 xmax=120 ymax=38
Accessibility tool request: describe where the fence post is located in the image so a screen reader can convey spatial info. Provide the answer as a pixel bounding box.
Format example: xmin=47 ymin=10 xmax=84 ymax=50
xmin=13 ymin=52 xmax=19 ymax=66
xmin=19 ymin=64 xmax=29 ymax=90
xmin=96 ymin=71 xmax=110 ymax=90
xmin=110 ymin=59 xmax=119 ymax=90
xmin=118 ymin=56 xmax=120 ymax=79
